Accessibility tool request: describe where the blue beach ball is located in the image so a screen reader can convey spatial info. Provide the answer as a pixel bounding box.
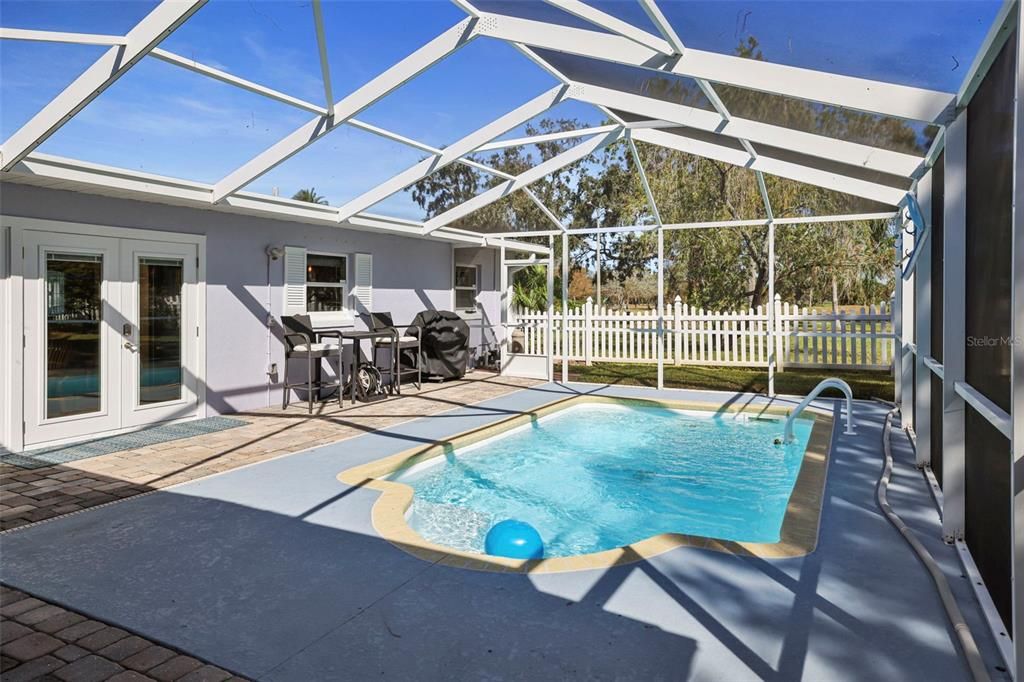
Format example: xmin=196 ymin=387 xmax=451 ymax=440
xmin=484 ymin=520 xmax=544 ymax=559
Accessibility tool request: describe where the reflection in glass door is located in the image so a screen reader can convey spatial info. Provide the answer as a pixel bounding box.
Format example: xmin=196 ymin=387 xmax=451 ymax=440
xmin=45 ymin=253 xmax=104 ymax=419
xmin=121 ymin=240 xmax=198 ymax=429
xmin=138 ymin=257 xmax=184 ymax=405
xmin=23 ymin=231 xmax=121 ymax=447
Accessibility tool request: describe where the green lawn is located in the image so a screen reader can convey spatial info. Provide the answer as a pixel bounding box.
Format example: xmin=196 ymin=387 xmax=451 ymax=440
xmin=567 ymin=362 xmax=894 ymax=401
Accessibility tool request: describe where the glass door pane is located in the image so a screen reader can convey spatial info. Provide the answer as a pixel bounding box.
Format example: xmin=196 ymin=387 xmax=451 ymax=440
xmin=138 ymin=257 xmax=184 ymax=405
xmin=45 ymin=253 xmax=103 ymax=419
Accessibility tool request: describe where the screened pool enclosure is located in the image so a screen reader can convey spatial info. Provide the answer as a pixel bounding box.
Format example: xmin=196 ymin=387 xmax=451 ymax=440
xmin=0 ymin=0 xmax=1022 ymax=679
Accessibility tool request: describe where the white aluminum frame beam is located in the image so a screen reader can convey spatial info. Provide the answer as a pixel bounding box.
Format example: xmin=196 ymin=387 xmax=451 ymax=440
xmin=941 ymin=110 xmax=967 ymax=541
xmin=632 ymin=127 xmax=905 ymax=206
xmin=475 ymin=124 xmax=619 ymax=151
xmin=569 ymin=83 xmax=923 ymax=177
xmin=1 ymin=0 xmax=208 ymax=171
xmin=480 ymin=211 xmax=899 ymax=238
xmin=542 ymin=0 xmax=672 ymax=54
xmin=1010 ymin=4 xmax=1024 ymax=677
xmin=637 ymin=0 xmax=685 ymax=55
xmin=336 ymin=85 xmax=568 ymax=222
xmin=150 ymin=48 xmax=329 ymax=115
xmin=473 ymin=12 xmax=955 ymax=124
xmin=0 ymin=28 xmax=127 ymax=46
xmin=914 ymin=169 xmax=934 ymax=467
xmin=626 ymin=130 xmax=665 ymax=389
xmin=422 ymin=126 xmax=624 ymax=234
xmin=212 ymin=17 xmax=478 ymax=202
xmin=756 ymin=170 xmax=778 ymax=396
xmin=146 ymin=47 xmax=546 ymax=204
xmin=310 ymin=0 xmax=334 ymax=116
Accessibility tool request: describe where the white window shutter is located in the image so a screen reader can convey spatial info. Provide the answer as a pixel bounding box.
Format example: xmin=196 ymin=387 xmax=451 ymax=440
xmin=283 ymin=246 xmax=306 ymax=315
xmin=353 ymin=253 xmax=372 ymax=310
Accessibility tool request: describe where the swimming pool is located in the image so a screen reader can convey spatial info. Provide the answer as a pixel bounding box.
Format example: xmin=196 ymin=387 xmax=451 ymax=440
xmin=386 ymin=400 xmax=816 ymax=559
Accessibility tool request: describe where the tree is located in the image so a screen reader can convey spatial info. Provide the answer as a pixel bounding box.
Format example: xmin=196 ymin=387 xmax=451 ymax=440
xmin=406 ymin=36 xmax=908 ymax=312
xmin=292 ymin=187 xmax=328 ymax=204
xmin=568 ymin=268 xmax=594 ymax=302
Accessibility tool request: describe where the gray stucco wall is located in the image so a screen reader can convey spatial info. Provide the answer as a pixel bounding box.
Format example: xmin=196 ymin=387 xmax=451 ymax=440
xmin=1 ymin=183 xmax=498 ymax=415
xmin=453 ymin=246 xmax=503 ymax=359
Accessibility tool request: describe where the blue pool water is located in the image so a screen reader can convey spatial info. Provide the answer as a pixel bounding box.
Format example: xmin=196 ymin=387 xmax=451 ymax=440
xmin=392 ymin=402 xmax=815 ymax=558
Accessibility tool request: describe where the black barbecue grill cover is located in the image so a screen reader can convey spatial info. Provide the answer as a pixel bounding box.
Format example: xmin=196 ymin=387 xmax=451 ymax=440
xmin=406 ymin=310 xmax=470 ymax=379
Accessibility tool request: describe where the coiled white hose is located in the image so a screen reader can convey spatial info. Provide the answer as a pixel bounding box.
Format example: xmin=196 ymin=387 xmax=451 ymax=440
xmin=879 ymin=407 xmax=990 ymax=682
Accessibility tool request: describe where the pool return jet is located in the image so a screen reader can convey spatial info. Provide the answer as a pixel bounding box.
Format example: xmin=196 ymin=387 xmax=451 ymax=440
xmin=782 ymin=378 xmax=856 ymax=444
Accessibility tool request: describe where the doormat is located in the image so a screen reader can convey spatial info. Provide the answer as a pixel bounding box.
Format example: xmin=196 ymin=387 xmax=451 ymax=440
xmin=0 ymin=417 xmax=249 ymax=470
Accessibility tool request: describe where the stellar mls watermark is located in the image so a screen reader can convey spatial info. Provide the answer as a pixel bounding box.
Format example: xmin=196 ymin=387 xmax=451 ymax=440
xmin=966 ymin=335 xmax=1024 ymax=347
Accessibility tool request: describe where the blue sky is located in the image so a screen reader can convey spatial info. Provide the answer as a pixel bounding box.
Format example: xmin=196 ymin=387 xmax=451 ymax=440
xmin=0 ymin=0 xmax=1002 ymax=220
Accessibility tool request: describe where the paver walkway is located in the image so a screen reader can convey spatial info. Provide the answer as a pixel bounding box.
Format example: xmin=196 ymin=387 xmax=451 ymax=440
xmin=1 ymin=584 xmax=242 ymax=682
xmin=0 ymin=372 xmax=538 ymax=531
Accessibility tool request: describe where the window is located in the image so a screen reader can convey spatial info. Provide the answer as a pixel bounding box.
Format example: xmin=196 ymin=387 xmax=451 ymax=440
xmin=306 ymin=253 xmax=347 ymax=312
xmin=454 ymin=264 xmax=478 ymax=312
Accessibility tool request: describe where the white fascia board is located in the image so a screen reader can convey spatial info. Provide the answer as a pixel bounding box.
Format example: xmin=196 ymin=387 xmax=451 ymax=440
xmin=423 ymin=127 xmax=624 ymax=234
xmin=335 ymin=84 xmax=568 ymax=222
xmin=569 ymin=83 xmax=923 ymax=177
xmin=1 ymin=0 xmax=208 ymax=171
xmin=477 ymin=12 xmax=955 ymax=124
xmin=541 ymin=0 xmax=672 ymax=54
xmin=632 ymin=128 xmax=905 ymax=206
xmin=150 ymin=49 xmax=328 ymax=115
xmin=3 ymin=153 xmax=484 ymax=245
xmin=0 ymin=28 xmax=128 ymax=46
xmin=212 ymin=17 xmax=478 ymax=202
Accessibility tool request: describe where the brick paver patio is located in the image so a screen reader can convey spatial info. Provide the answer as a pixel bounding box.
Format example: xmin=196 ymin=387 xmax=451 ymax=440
xmin=1 ymin=372 xmax=539 ymax=681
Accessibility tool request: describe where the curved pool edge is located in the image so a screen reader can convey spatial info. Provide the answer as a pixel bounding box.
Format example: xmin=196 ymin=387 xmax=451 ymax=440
xmin=337 ymin=394 xmax=835 ymax=574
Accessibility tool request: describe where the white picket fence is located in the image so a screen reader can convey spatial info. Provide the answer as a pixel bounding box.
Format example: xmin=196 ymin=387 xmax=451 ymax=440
xmin=511 ymin=295 xmax=894 ymax=370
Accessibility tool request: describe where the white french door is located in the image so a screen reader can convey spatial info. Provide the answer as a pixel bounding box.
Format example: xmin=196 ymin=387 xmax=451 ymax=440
xmin=22 ymin=230 xmax=200 ymax=447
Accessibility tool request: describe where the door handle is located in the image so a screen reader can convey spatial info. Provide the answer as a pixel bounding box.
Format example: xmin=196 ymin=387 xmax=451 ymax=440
xmin=124 ymin=341 xmax=138 ymax=352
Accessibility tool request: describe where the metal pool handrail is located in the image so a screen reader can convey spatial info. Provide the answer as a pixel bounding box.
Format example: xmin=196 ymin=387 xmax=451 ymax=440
xmin=783 ymin=378 xmax=856 ymax=443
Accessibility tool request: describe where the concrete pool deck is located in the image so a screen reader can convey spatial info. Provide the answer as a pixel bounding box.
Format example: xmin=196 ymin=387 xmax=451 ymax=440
xmin=0 ymin=382 xmax=1011 ymax=680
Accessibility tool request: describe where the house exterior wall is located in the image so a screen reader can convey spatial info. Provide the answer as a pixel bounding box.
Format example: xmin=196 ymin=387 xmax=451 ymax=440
xmin=0 ymin=183 xmax=497 ymax=424
xmin=453 ymin=246 xmax=502 ymax=359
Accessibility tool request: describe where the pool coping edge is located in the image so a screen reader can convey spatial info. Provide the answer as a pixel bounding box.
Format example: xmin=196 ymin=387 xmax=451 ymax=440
xmin=337 ymin=394 xmax=834 ymax=573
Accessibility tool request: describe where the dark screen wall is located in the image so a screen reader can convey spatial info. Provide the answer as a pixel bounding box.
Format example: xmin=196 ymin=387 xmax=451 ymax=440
xmin=930 ymin=153 xmax=944 ymax=487
xmin=963 ymin=30 xmax=1015 ymax=634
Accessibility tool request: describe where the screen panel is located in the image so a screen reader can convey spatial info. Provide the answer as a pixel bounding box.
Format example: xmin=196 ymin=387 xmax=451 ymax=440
xmin=713 ymin=84 xmax=938 ymax=156
xmin=964 ymin=34 xmax=1014 ymax=412
xmin=962 ymin=29 xmax=1016 ymax=638
xmin=964 ymin=408 xmax=1013 ymax=633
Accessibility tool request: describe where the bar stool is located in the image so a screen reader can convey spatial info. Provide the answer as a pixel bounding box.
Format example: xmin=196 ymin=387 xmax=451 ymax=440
xmin=281 ymin=315 xmax=342 ymax=412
